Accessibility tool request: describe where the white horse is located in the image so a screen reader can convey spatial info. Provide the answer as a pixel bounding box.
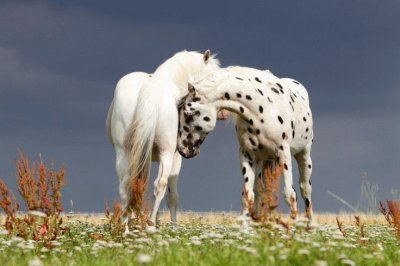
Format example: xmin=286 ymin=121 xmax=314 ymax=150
xmin=177 ymin=66 xmax=314 ymax=223
xmin=106 ymin=50 xmax=220 ymax=226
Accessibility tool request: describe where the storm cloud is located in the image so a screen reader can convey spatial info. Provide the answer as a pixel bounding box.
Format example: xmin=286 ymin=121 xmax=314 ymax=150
xmin=0 ymin=0 xmax=399 ymax=212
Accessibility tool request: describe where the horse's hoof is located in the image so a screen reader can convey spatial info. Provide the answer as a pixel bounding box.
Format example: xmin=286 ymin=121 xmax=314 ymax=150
xmin=145 ymin=225 xmax=157 ymax=234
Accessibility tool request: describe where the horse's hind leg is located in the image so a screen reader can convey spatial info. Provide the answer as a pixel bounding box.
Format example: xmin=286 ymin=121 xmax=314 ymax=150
xmin=115 ymin=147 xmax=131 ymax=231
xmin=149 ymin=152 xmax=174 ymax=226
xmin=294 ymin=143 xmax=313 ymax=221
xmin=166 ymin=151 xmax=181 ymax=225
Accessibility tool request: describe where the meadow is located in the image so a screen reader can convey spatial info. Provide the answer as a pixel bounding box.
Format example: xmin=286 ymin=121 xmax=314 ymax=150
xmin=0 ymin=212 xmax=399 ymax=266
xmin=0 ymin=152 xmax=399 ymax=266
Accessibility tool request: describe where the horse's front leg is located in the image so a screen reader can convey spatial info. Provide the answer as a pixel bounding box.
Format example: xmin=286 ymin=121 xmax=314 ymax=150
xmin=294 ymin=143 xmax=313 ymax=222
xmin=239 ymin=149 xmax=256 ymax=227
xmin=166 ymin=151 xmax=182 ymax=225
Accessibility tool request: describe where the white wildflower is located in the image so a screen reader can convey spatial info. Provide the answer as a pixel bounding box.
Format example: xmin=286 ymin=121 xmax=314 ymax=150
xmin=145 ymin=226 xmax=157 ymax=235
xmin=25 ymin=244 xmax=35 ymax=250
xmin=28 ymin=210 xmax=47 ymax=218
xmin=50 ymin=241 xmax=62 ymax=247
xmin=340 ymin=259 xmax=355 ymax=266
xmin=136 ymin=254 xmax=152 ymax=264
xmin=298 ymin=248 xmax=310 ymax=255
xmin=136 ymin=237 xmax=151 ymax=244
xmin=113 ymin=243 xmax=124 ymax=248
xmin=190 ymin=239 xmax=202 ymax=246
xmin=28 ymin=257 xmax=43 ymax=266
xmin=11 ymin=236 xmax=24 ymax=243
xmin=314 ymin=260 xmax=328 ymax=266
xmin=238 ymin=246 xmax=258 ymax=256
xmin=0 ymin=230 xmax=9 ymax=235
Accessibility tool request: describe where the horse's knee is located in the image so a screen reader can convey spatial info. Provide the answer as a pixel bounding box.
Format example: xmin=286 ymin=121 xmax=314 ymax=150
xmin=299 ymin=181 xmax=311 ymax=196
xmin=154 ymin=177 xmax=168 ymax=194
xmin=283 ymin=187 xmax=297 ymax=204
xmin=242 ymin=190 xmax=255 ymax=208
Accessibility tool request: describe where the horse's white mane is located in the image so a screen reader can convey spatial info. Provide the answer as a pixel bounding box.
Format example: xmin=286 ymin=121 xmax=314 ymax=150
xmin=154 ymin=50 xmax=220 ymax=91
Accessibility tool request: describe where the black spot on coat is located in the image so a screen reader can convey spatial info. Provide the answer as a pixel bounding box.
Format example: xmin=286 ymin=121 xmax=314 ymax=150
xmin=271 ymin=88 xmax=280 ymax=94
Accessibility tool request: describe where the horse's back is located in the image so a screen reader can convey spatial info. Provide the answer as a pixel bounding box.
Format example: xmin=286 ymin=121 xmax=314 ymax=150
xmin=109 ymin=72 xmax=151 ymax=148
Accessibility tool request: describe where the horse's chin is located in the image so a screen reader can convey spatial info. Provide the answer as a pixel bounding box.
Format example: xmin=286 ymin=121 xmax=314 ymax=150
xmin=178 ymin=148 xmax=199 ymax=159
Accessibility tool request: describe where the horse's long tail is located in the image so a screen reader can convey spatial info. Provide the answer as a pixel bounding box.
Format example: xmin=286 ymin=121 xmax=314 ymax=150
xmin=124 ymin=87 xmax=159 ymax=184
xmin=106 ymin=98 xmax=114 ymax=146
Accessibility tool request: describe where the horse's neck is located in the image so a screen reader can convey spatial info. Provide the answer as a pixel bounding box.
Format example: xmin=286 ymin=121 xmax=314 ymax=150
xmin=154 ymin=59 xmax=199 ymax=100
xmin=207 ymin=82 xmax=256 ymax=122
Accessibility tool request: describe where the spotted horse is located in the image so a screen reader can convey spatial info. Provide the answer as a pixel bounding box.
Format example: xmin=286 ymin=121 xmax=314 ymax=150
xmin=177 ymin=66 xmax=314 ymax=224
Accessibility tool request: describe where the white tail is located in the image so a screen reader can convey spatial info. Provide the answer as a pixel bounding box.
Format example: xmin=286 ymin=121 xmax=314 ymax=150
xmin=106 ymin=98 xmax=114 ymax=146
xmin=124 ymin=88 xmax=159 ymax=183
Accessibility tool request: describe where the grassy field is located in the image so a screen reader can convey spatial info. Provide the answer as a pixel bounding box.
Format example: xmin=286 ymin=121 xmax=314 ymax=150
xmin=0 ymin=212 xmax=398 ymax=266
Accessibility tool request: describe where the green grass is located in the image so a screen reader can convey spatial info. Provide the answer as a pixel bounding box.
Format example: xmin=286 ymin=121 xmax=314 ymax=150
xmin=0 ymin=217 xmax=399 ymax=266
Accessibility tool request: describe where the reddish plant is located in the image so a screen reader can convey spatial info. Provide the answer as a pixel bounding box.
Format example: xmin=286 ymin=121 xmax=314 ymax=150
xmin=105 ymin=200 xmax=125 ymax=240
xmin=254 ymin=160 xmax=284 ymax=223
xmin=129 ymin=176 xmax=150 ymax=227
xmin=0 ymin=180 xmax=19 ymax=232
xmin=0 ymin=150 xmax=67 ymax=244
xmin=242 ymin=160 xmax=288 ymax=228
xmin=354 ymin=215 xmax=365 ymax=239
xmin=336 ymin=217 xmax=347 ymax=237
xmin=379 ymin=200 xmax=400 ymax=238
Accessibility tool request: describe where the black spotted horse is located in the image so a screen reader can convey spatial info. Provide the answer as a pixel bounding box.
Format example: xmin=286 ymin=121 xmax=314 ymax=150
xmin=177 ymin=66 xmax=314 ymax=225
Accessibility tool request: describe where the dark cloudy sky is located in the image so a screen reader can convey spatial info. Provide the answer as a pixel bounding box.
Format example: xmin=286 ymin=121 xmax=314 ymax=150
xmin=1 ymin=0 xmax=399 ymax=214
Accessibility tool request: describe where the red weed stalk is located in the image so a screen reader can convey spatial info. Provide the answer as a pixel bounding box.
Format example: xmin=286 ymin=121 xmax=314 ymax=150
xmin=336 ymin=217 xmax=347 ymax=237
xmin=104 ymin=200 xmax=125 ymax=240
xmin=354 ymin=215 xmax=365 ymax=239
xmin=379 ymin=200 xmax=400 ymax=238
xmin=254 ymin=160 xmax=284 ymax=223
xmin=129 ymin=176 xmax=150 ymax=227
xmin=0 ymin=150 xmax=67 ymax=245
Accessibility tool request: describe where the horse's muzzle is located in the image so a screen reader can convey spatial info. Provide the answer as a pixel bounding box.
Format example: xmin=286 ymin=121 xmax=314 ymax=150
xmin=178 ymin=145 xmax=199 ymax=159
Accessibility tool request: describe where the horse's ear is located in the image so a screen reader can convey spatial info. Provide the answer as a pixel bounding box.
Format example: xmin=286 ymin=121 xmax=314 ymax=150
xmin=203 ymin=49 xmax=211 ymax=64
xmin=188 ymin=82 xmax=196 ymax=93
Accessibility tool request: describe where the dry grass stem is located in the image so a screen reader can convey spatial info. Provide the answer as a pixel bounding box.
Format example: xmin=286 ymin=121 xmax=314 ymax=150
xmin=336 ymin=217 xmax=347 ymax=237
